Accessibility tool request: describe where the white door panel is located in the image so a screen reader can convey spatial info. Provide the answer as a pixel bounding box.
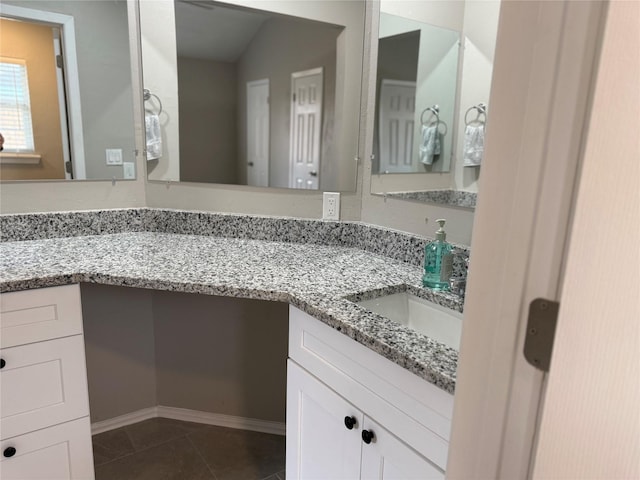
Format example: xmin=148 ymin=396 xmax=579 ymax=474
xmin=247 ymin=79 xmax=269 ymax=187
xmin=378 ymin=79 xmax=416 ymax=173
xmin=289 ymin=68 xmax=323 ymax=189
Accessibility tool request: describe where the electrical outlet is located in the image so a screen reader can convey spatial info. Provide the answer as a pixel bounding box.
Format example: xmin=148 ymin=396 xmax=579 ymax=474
xmin=123 ymin=162 xmax=135 ymax=179
xmin=323 ymin=192 xmax=340 ymax=220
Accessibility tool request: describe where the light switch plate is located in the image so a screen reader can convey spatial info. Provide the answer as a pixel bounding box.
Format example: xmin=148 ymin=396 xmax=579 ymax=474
xmin=106 ymin=149 xmax=123 ymax=165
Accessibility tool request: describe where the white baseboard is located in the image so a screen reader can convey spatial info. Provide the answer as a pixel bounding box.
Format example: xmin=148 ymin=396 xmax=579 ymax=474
xmin=91 ymin=407 xmax=158 ymax=435
xmin=91 ymin=406 xmax=286 ymax=436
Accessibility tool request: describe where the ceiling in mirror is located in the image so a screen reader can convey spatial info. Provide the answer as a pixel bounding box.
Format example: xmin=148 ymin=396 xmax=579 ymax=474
xmin=370 ymin=0 xmax=500 ymax=209
xmin=140 ymin=0 xmax=365 ymax=192
xmin=0 ymin=0 xmax=136 ymax=181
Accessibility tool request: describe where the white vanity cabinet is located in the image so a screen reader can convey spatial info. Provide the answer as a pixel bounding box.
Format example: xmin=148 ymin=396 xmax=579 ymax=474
xmin=0 ymin=285 xmax=95 ymax=480
xmin=287 ymin=306 xmax=454 ymax=480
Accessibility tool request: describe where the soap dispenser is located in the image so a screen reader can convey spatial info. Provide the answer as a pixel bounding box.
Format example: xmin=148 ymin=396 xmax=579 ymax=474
xmin=423 ymin=219 xmax=454 ymax=290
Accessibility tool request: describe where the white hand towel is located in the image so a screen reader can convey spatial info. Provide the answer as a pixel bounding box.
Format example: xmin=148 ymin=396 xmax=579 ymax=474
xmin=145 ymin=113 xmax=162 ymax=161
xmin=420 ymin=124 xmax=441 ymax=165
xmin=463 ymin=124 xmax=485 ymax=166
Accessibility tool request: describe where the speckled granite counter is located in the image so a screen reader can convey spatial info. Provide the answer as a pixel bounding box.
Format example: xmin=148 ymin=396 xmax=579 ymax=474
xmin=0 ymin=209 xmax=466 ymax=394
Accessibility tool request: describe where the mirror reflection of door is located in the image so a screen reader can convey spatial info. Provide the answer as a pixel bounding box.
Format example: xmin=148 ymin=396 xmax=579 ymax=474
xmin=289 ymin=67 xmax=323 ymax=190
xmin=0 ymin=17 xmax=70 ymax=180
xmin=246 ymin=78 xmax=269 ymax=187
xmin=378 ymin=79 xmax=416 ymax=173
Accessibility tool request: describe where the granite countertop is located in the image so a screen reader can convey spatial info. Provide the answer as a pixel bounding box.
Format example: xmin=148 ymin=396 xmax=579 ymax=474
xmin=0 ymin=214 xmax=464 ymax=394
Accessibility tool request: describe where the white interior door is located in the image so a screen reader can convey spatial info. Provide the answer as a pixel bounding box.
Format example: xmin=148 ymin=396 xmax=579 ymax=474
xmin=246 ymin=79 xmax=269 ymax=187
xmin=289 ymin=67 xmax=323 ymax=189
xmin=378 ymin=79 xmax=416 ymax=173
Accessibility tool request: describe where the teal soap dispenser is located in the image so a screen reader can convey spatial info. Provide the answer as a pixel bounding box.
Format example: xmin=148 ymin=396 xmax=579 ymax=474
xmin=423 ymin=219 xmax=454 ymax=290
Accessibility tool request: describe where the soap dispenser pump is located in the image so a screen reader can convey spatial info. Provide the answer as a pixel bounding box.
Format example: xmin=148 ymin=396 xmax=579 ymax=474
xmin=423 ymin=219 xmax=453 ymax=290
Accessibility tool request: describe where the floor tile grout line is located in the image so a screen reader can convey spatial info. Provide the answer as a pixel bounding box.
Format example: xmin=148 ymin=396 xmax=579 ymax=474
xmin=186 ymin=433 xmax=220 ymax=480
xmin=93 ymin=427 xmax=193 ymax=468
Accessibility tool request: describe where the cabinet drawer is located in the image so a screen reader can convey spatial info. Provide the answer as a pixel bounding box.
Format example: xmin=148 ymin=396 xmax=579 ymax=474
xmin=1 ymin=284 xmax=83 ymax=348
xmin=0 ymin=416 xmax=95 ymax=480
xmin=1 ymin=335 xmax=90 ymax=439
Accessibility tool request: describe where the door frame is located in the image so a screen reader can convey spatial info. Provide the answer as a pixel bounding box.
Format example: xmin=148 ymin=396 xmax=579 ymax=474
xmin=447 ymin=1 xmax=606 ymax=478
xmin=0 ymin=3 xmax=86 ymax=179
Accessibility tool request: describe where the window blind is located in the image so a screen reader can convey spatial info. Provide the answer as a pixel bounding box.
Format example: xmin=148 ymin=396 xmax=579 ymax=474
xmin=0 ymin=58 xmax=35 ymax=152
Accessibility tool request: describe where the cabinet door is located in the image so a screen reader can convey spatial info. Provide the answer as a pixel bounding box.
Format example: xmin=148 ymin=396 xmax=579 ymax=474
xmin=286 ymin=360 xmax=362 ymax=480
xmin=0 ymin=416 xmax=95 ymax=479
xmin=360 ymin=418 xmax=444 ymax=480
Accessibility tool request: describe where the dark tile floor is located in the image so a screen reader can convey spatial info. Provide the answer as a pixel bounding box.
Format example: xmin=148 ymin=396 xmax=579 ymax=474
xmin=92 ymin=418 xmax=286 ymax=480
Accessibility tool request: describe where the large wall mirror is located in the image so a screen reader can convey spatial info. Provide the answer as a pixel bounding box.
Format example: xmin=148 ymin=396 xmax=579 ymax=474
xmin=370 ymin=0 xmax=501 ymax=209
xmin=0 ymin=0 xmax=137 ymax=181
xmin=139 ymin=0 xmax=365 ymax=192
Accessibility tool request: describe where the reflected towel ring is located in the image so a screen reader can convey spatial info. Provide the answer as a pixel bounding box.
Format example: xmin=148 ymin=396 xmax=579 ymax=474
xmin=143 ymin=88 xmax=163 ymax=116
xmin=420 ymin=105 xmax=447 ymax=136
xmin=420 ymin=104 xmax=440 ymax=126
xmin=464 ymin=103 xmax=487 ymax=125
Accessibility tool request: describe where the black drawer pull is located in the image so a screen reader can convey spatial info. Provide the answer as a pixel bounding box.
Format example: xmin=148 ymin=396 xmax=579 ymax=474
xmin=0 ymin=358 xmax=5 ymax=369
xmin=344 ymin=416 xmax=356 ymax=430
xmin=3 ymin=447 xmax=16 ymax=458
xmin=362 ymin=430 xmax=374 ymax=444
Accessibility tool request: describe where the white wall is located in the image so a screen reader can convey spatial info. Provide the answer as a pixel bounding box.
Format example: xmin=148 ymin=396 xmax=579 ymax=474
xmin=532 ymin=1 xmax=639 ymax=476
xmin=452 ymin=0 xmax=500 ymax=193
xmin=139 ymin=0 xmax=180 ymax=182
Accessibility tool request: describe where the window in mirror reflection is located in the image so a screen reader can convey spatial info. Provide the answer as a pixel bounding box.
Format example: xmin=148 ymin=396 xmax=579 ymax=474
xmin=0 ymin=1 xmax=136 ymax=182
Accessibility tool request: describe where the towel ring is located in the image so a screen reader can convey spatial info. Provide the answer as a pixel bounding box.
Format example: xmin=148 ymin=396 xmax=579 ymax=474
xmin=420 ymin=105 xmax=448 ymax=136
xmin=420 ymin=105 xmax=440 ymax=126
xmin=464 ymin=103 xmax=487 ymax=125
xmin=143 ymin=88 xmax=163 ymax=116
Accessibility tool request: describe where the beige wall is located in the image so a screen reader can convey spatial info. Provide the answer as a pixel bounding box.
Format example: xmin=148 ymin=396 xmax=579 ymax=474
xmin=153 ymin=292 xmax=288 ymax=422
xmin=0 ymin=18 xmax=65 ymax=180
xmin=81 ymin=285 xmax=288 ymax=424
xmin=82 ymin=284 xmax=157 ymax=422
xmin=178 ymin=57 xmax=238 ymax=184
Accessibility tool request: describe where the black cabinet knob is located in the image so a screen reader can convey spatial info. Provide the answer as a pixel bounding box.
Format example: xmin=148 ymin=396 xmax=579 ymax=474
xmin=3 ymin=447 xmax=16 ymax=458
xmin=0 ymin=358 xmax=5 ymax=369
xmin=344 ymin=416 xmax=356 ymax=430
xmin=362 ymin=429 xmax=374 ymax=444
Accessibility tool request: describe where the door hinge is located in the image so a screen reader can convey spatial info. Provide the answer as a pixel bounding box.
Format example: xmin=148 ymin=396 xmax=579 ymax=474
xmin=292 ymin=93 xmax=296 ymax=102
xmin=56 ymin=54 xmax=64 ymax=69
xmin=524 ymin=298 xmax=560 ymax=372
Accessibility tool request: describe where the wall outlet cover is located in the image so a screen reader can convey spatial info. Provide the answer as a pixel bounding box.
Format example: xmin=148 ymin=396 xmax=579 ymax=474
xmin=123 ymin=162 xmax=135 ymax=179
xmin=323 ymin=192 xmax=340 ymax=220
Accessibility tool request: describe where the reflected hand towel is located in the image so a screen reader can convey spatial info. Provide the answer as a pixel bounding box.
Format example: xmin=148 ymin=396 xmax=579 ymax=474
xmin=420 ymin=124 xmax=440 ymax=165
xmin=463 ymin=124 xmax=484 ymax=166
xmin=145 ymin=113 xmax=162 ymax=161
